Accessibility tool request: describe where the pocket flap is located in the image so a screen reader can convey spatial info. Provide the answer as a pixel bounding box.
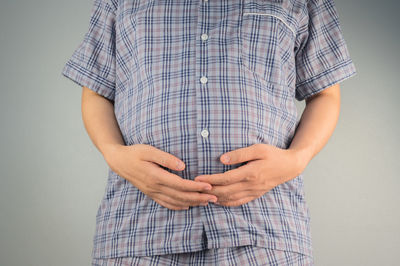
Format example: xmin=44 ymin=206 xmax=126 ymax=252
xmin=242 ymin=0 xmax=297 ymax=37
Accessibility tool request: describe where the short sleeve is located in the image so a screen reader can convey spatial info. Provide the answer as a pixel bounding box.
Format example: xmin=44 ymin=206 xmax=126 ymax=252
xmin=61 ymin=0 xmax=117 ymax=101
xmin=294 ymin=0 xmax=357 ymax=101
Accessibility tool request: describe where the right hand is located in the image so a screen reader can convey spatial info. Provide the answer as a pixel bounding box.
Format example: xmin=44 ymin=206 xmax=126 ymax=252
xmin=102 ymin=143 xmax=218 ymax=210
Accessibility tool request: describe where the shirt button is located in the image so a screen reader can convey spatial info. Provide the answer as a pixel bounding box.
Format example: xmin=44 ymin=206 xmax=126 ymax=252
xmin=200 ymin=76 xmax=208 ymax=84
xmin=201 ymin=33 xmax=208 ymax=41
xmin=201 ymin=129 xmax=209 ymax=138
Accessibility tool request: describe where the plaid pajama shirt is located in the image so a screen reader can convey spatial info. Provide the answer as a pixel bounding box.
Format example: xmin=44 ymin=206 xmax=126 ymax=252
xmin=61 ymin=0 xmax=356 ymax=263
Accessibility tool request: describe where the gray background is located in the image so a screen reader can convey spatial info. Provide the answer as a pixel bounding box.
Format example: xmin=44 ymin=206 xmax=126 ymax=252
xmin=0 ymin=0 xmax=398 ymax=265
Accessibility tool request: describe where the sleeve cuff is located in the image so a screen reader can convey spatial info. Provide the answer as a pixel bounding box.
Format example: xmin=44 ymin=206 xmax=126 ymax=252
xmin=295 ymin=58 xmax=357 ymax=101
xmin=61 ymin=59 xmax=116 ymax=101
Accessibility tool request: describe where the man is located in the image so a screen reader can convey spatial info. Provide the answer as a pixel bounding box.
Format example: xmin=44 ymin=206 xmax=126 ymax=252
xmin=61 ymin=0 xmax=357 ymax=265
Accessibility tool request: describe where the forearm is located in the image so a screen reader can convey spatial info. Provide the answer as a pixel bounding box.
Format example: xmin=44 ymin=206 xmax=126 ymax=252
xmin=81 ymin=86 xmax=125 ymax=160
xmin=289 ymin=83 xmax=341 ymax=171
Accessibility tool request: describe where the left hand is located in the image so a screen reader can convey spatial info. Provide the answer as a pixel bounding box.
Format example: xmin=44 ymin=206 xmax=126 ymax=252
xmin=194 ymin=143 xmax=307 ymax=207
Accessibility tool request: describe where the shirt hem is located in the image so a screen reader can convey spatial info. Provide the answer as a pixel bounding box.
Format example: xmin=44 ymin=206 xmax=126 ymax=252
xmin=295 ymin=58 xmax=357 ymax=101
xmin=207 ymin=235 xmax=313 ymax=260
xmin=61 ymin=60 xmax=115 ymax=101
xmin=91 ymin=235 xmax=313 ymax=260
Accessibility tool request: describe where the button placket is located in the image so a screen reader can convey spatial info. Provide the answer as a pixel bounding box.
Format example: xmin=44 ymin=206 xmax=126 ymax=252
xmin=199 ymin=1 xmax=210 ymax=141
xmin=195 ymin=0 xmax=212 ymax=188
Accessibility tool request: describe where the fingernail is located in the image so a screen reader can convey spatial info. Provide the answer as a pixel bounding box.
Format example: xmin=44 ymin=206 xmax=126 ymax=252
xmin=208 ymin=198 xmax=217 ymax=203
xmin=203 ymin=186 xmax=212 ymax=191
xmin=177 ymin=161 xmax=185 ymax=169
xmin=221 ymin=155 xmax=230 ymax=163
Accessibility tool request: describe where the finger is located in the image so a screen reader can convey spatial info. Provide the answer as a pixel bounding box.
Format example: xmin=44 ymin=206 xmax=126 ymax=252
xmin=152 ymin=194 xmax=189 ymax=210
xmin=220 ymin=143 xmax=266 ymax=165
xmin=138 ymin=144 xmax=186 ymax=171
xmin=215 ymin=196 xmax=255 ymax=207
xmin=195 ymin=164 xmax=252 ymax=185
xmin=160 ymin=186 xmax=218 ymax=206
xmin=146 ymin=161 xmax=213 ymax=191
xmin=138 ymin=179 xmax=190 ymax=210
xmin=208 ymin=181 xmax=252 ymax=201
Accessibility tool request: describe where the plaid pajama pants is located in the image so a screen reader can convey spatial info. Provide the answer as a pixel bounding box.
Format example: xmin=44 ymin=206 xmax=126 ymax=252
xmin=92 ymin=246 xmax=313 ymax=265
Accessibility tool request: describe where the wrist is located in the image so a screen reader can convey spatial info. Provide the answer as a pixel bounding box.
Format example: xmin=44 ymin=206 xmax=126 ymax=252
xmin=289 ymin=147 xmax=313 ymax=176
xmin=101 ymin=143 xmax=125 ymax=165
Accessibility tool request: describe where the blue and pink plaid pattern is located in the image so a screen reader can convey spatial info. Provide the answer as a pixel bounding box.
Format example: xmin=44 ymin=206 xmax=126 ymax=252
xmin=92 ymin=245 xmax=313 ymax=265
xmin=61 ymin=0 xmax=356 ymax=260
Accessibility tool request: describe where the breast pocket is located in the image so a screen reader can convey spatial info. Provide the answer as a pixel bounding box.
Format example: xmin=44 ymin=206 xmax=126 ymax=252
xmin=239 ymin=2 xmax=296 ymax=88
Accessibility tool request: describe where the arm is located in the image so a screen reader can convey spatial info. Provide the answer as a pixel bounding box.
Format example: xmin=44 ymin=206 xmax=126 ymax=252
xmin=80 ymin=86 xmax=125 ymax=161
xmin=289 ymin=83 xmax=341 ymax=172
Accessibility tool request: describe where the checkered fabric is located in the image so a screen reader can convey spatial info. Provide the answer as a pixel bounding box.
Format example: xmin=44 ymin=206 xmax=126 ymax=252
xmin=61 ymin=0 xmax=356 ymax=261
xmin=92 ymin=246 xmax=313 ymax=266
